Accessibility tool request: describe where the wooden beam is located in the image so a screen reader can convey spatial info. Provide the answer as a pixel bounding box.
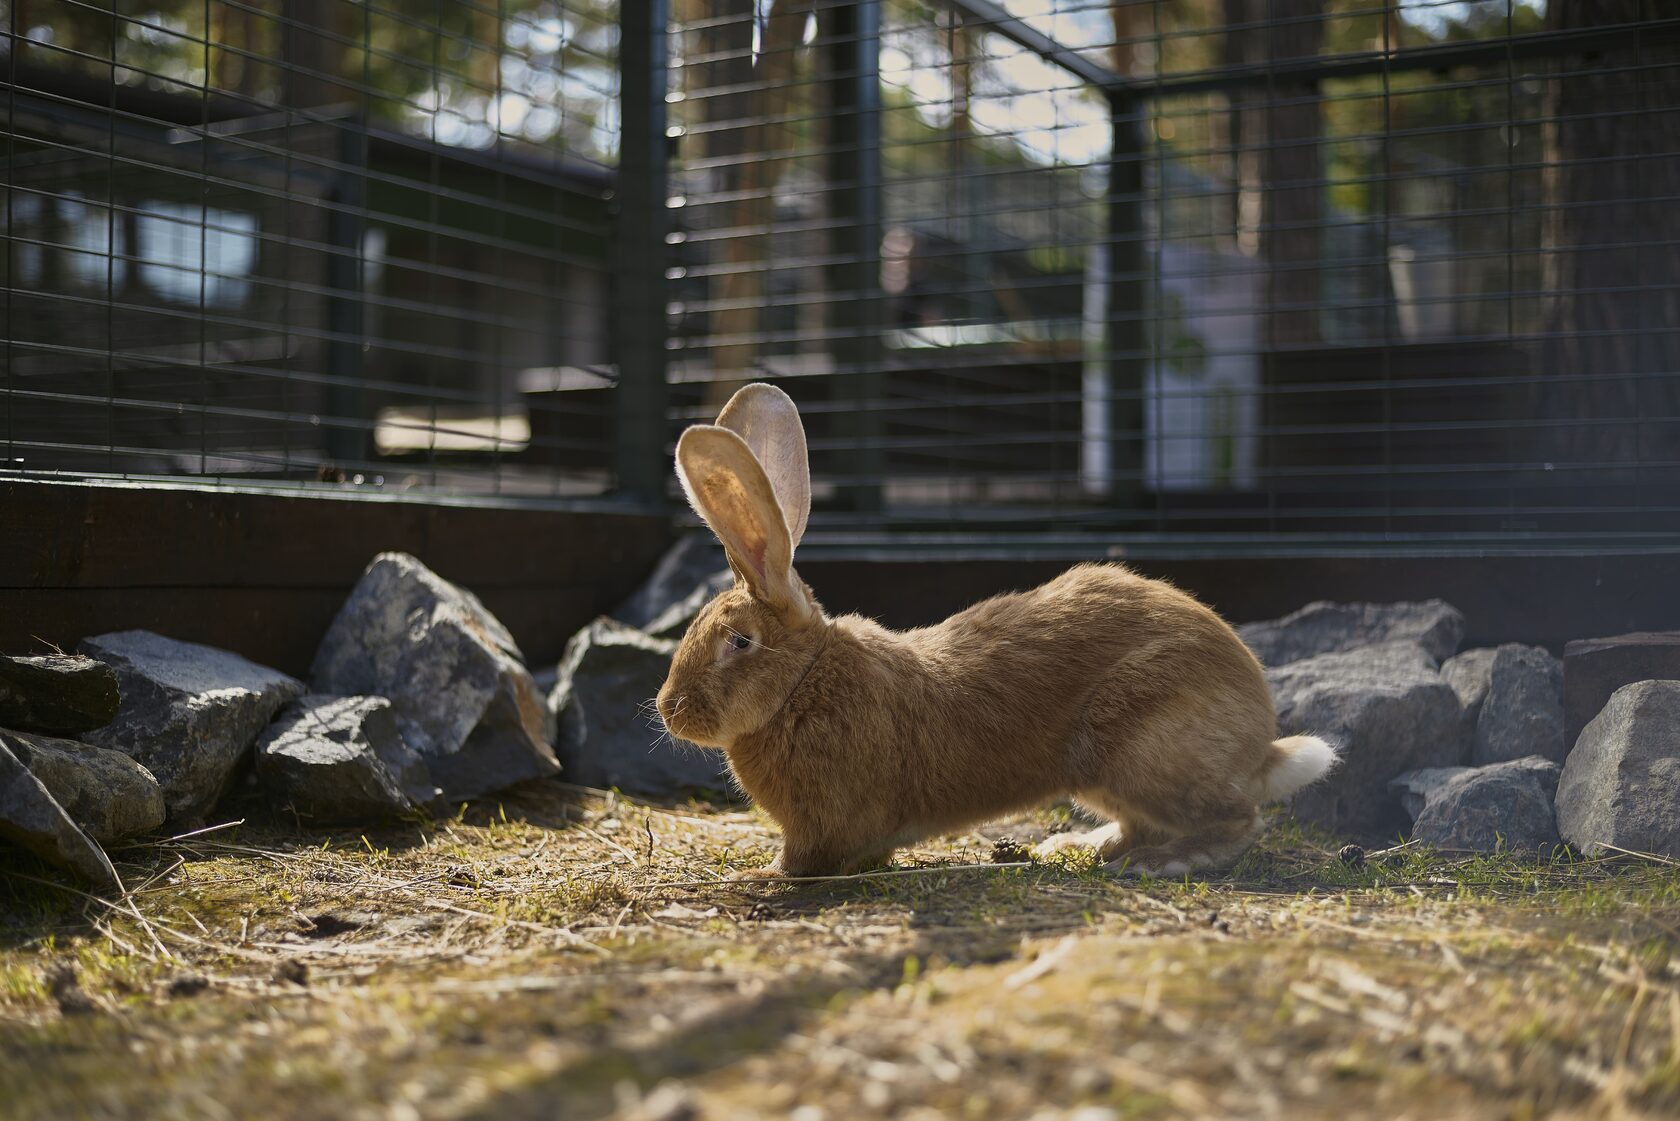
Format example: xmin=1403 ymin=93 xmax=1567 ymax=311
xmin=1 ymin=479 xmax=672 ymax=675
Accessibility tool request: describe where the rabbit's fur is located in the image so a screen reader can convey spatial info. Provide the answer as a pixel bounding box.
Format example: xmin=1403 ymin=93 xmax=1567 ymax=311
xmin=656 ymin=384 xmax=1336 ymax=877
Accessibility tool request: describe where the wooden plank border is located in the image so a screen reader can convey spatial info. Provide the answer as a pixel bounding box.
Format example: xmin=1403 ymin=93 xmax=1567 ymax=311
xmin=1 ymin=479 xmax=672 ymax=676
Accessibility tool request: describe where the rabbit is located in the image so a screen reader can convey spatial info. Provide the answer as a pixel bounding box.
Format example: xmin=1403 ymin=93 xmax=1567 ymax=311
xmin=655 ymin=383 xmax=1337 ymax=878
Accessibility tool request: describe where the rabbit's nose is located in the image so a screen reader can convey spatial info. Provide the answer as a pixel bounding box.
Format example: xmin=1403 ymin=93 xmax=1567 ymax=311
xmin=657 ymin=692 xmax=682 ymax=722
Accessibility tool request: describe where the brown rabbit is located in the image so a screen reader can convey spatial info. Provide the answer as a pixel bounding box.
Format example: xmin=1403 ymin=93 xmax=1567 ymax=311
xmin=656 ymin=383 xmax=1336 ymax=878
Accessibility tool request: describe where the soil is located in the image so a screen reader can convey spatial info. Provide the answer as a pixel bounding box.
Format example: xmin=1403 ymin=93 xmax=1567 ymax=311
xmin=3 ymin=781 xmax=1678 ymax=1121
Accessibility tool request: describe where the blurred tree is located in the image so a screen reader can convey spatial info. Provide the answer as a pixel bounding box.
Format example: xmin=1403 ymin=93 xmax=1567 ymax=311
xmin=1537 ymin=0 xmax=1680 ymax=472
xmin=4 ymin=1 xmax=620 ymax=162
xmin=1221 ymin=0 xmax=1324 ymax=346
xmin=681 ymin=0 xmax=814 ymax=408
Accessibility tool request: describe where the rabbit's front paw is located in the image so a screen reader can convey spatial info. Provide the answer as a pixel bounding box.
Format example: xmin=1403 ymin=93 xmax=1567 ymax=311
xmin=726 ymin=865 xmax=784 ymax=882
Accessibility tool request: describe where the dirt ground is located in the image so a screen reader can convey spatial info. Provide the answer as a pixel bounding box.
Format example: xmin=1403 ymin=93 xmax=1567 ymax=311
xmin=3 ymin=780 xmax=1679 ymax=1121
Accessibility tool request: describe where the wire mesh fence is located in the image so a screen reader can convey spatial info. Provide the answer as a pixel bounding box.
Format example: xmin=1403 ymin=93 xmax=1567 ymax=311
xmin=3 ymin=0 xmax=621 ymax=499
xmin=5 ymin=2 xmax=1680 ymax=549
xmin=660 ymin=0 xmax=1680 ymax=547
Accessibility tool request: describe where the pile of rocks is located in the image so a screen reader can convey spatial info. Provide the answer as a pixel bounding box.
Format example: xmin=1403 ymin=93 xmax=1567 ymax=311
xmin=9 ymin=531 xmax=1679 ymax=881
xmin=1 ymin=552 xmax=559 ymax=887
xmin=546 ymin=535 xmax=733 ymax=797
xmin=1246 ymin=601 xmax=1680 ymax=857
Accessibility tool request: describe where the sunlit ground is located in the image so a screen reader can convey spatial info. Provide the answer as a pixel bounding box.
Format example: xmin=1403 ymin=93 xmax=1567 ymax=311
xmin=3 ymin=781 xmax=1678 ymax=1121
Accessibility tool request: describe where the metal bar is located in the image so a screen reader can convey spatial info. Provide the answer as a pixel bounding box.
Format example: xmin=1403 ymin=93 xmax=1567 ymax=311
xmin=823 ymin=0 xmax=886 ymax=514
xmin=1143 ymin=17 xmax=1680 ymax=98
xmin=613 ymin=0 xmax=672 ymax=506
xmin=1105 ymin=91 xmax=1146 ymax=508
xmin=943 ymin=0 xmax=1128 ymax=93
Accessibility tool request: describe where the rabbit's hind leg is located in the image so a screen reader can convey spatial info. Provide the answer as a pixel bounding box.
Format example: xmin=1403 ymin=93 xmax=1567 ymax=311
xmin=1032 ymin=819 xmax=1119 ymax=860
xmin=1106 ymin=808 xmax=1264 ymax=878
xmin=1033 ymin=805 xmax=1173 ymax=863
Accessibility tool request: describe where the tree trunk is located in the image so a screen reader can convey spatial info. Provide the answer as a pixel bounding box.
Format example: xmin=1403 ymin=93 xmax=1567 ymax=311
xmin=1538 ymin=1 xmax=1680 ymax=488
xmin=697 ymin=0 xmax=812 ymax=410
xmin=1222 ymin=0 xmax=1324 ymax=347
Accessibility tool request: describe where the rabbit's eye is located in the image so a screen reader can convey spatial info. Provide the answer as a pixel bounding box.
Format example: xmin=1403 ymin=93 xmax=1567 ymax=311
xmin=727 ymin=633 xmax=753 ymax=652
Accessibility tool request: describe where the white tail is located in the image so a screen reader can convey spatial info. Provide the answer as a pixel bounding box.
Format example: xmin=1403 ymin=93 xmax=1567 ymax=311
xmin=1256 ymin=735 xmax=1339 ymax=802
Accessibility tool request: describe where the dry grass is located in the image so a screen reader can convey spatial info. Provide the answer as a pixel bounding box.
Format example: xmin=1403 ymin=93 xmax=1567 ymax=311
xmin=3 ymin=780 xmax=1680 ymax=1121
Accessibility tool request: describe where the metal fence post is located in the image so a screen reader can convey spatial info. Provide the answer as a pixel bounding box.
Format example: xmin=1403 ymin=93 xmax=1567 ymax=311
xmin=614 ymin=0 xmax=672 ymax=507
xmin=823 ymin=0 xmax=885 ymax=514
xmin=1107 ymin=91 xmax=1147 ymax=507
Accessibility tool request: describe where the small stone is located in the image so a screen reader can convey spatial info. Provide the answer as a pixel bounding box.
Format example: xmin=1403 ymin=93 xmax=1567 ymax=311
xmin=1068 ymin=1108 xmax=1120 ymax=1121
xmin=1557 ymin=680 xmax=1680 ymax=858
xmin=629 ymin=1081 xmax=699 ymax=1121
xmin=312 ymin=553 xmax=558 ymax=802
xmin=46 ymin=962 xmax=96 ymax=1016
xmin=1237 ymin=600 xmax=1465 ymax=668
xmin=274 ymin=959 xmax=309 ymax=987
xmin=1204 ymin=910 xmax=1220 ymax=925
xmin=0 ymin=654 xmax=120 ymax=735
xmin=79 ymin=630 xmax=304 ymax=822
xmin=4 ymin=729 xmax=165 ymax=843
xmin=1388 ymin=767 xmax=1469 ymax=821
xmin=304 ymin=909 xmax=382 ymax=938
xmin=166 ymin=973 xmax=211 ymax=998
xmin=1215 ymin=920 xmax=1231 ymax=934
xmin=256 ymin=695 xmax=439 ymax=822
xmin=0 ymin=735 xmax=119 ymax=889
xmin=1338 ymin=844 xmax=1366 ymax=868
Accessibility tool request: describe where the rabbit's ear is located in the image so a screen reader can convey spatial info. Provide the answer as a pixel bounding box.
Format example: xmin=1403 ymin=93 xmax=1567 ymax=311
xmin=676 ymin=424 xmax=805 ymax=613
xmin=714 ymin=383 xmax=811 ymax=550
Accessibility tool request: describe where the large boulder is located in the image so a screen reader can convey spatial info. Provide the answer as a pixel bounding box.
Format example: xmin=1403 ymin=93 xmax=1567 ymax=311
xmin=1441 ymin=644 xmax=1566 ymax=765
xmin=1556 ymin=680 xmax=1680 ymax=858
xmin=3 ymin=730 xmax=165 ymax=843
xmin=79 ymin=631 xmax=304 ymax=822
xmin=256 ymin=695 xmax=440 ymax=822
xmin=613 ymin=535 xmax=728 ymax=630
xmin=1269 ymin=642 xmax=1466 ymax=837
xmin=0 ymin=654 xmax=120 ymax=736
xmin=612 ymin=535 xmax=730 ymax=640
xmin=0 ymin=735 xmax=119 ymax=889
xmin=1238 ymin=600 xmax=1464 ymax=669
xmin=312 ymin=553 xmax=558 ymax=802
xmin=549 ymin=618 xmax=731 ymax=797
xmin=1390 ymin=756 xmax=1562 ymax=853
xmin=1563 ymin=632 xmax=1680 ymax=748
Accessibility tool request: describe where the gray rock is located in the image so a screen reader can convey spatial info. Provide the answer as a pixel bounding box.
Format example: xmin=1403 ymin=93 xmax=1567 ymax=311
xmin=1556 ymin=680 xmax=1680 ymax=858
xmin=612 ymin=534 xmax=728 ymax=635
xmin=1388 ymin=765 xmax=1470 ymax=820
xmin=0 ymin=734 xmax=119 ymax=889
xmin=549 ymin=618 xmax=732 ymax=797
xmin=1563 ymin=632 xmax=1680 ymax=748
xmin=1391 ymin=757 xmax=1562 ymax=853
xmin=642 ymin=573 xmax=733 ymax=640
xmin=1238 ymin=600 xmax=1465 ymax=668
xmin=0 ymin=654 xmax=121 ymax=735
xmin=4 ymin=729 xmax=165 ymax=843
xmin=1269 ymin=642 xmax=1466 ymax=837
xmin=312 ymin=553 xmax=558 ymax=802
xmin=256 ymin=695 xmax=440 ymax=822
xmin=1441 ymin=644 xmax=1566 ymax=766
xmin=79 ymin=631 xmax=304 ymax=823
